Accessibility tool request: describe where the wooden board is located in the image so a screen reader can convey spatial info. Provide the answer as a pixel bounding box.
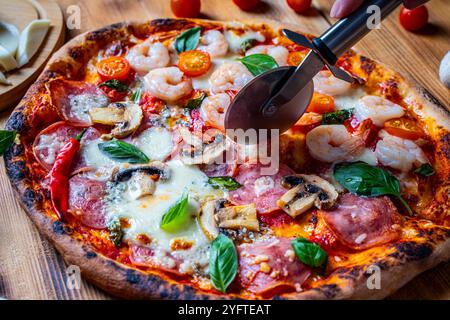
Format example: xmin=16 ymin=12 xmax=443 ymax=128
xmin=0 ymin=0 xmax=65 ymax=111
xmin=0 ymin=0 xmax=448 ymax=300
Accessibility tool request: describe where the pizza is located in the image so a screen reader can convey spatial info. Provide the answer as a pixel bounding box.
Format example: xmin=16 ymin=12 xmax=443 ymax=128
xmin=3 ymin=18 xmax=450 ymax=300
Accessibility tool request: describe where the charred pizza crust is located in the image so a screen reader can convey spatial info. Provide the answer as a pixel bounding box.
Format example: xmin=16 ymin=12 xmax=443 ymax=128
xmin=4 ymin=18 xmax=450 ymax=300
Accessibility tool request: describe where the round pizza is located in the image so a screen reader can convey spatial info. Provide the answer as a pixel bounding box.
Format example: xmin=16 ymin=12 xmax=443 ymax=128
xmin=3 ymin=18 xmax=450 ymax=300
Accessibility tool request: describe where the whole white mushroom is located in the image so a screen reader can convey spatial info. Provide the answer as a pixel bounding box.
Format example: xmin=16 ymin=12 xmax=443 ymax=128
xmin=439 ymin=51 xmax=450 ymax=88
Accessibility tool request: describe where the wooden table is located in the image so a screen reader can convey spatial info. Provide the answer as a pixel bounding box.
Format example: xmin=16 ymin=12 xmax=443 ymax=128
xmin=0 ymin=0 xmax=449 ymax=300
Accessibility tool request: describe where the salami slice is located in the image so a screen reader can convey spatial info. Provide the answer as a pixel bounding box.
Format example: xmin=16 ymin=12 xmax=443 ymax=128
xmin=48 ymin=79 xmax=109 ymax=126
xmin=68 ymin=173 xmax=107 ymax=229
xmin=130 ymin=244 xmax=184 ymax=277
xmin=33 ymin=122 xmax=101 ymax=171
xmin=238 ymin=237 xmax=311 ymax=297
xmin=228 ymin=163 xmax=295 ymax=213
xmin=320 ymin=193 xmax=402 ymax=250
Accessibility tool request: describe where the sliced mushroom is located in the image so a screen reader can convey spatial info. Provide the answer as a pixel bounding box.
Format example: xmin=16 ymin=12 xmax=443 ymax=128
xmin=127 ymin=171 xmax=156 ymax=200
xmin=89 ymin=102 xmax=143 ymax=138
xmin=179 ymin=128 xmax=228 ymax=165
xmin=277 ymin=174 xmax=338 ymax=218
xmin=199 ymin=200 xmax=220 ymax=241
xmin=215 ymin=203 xmax=259 ymax=232
xmin=113 ymin=162 xmax=169 ymax=183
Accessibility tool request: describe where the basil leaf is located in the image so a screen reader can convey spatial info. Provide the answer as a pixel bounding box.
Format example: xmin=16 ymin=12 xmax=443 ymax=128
xmin=208 ymin=176 xmax=241 ymax=191
xmin=99 ymin=79 xmax=129 ymax=92
xmin=291 ymin=237 xmax=328 ymax=268
xmin=98 ymin=140 xmax=149 ymax=163
xmin=415 ymin=163 xmax=435 ymax=177
xmin=334 ymin=161 xmax=412 ymax=215
xmin=239 ymin=54 xmax=278 ymax=76
xmin=240 ymin=38 xmax=257 ymax=52
xmin=185 ymin=93 xmax=206 ymax=110
xmin=0 ymin=130 xmax=16 ymax=156
xmin=131 ymin=88 xmax=142 ymax=104
xmin=107 ymin=218 xmax=123 ymax=247
xmin=209 ymin=234 xmax=238 ymax=293
xmin=322 ymin=108 xmax=353 ymax=125
xmin=160 ymin=191 xmax=189 ymax=232
xmin=175 ymin=26 xmax=201 ymax=53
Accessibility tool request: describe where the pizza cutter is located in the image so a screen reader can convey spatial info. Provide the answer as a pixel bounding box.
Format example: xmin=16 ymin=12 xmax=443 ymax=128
xmin=224 ymin=0 xmax=405 ymax=135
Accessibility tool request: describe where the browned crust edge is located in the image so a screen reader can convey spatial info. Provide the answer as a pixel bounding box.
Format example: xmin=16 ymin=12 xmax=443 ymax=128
xmin=3 ymin=18 xmax=450 ymax=300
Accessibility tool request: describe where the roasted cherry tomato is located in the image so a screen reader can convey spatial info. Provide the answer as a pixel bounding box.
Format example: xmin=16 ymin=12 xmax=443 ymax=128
xmin=287 ymin=0 xmax=312 ymax=14
xmin=178 ymin=50 xmax=212 ymax=77
xmin=170 ymin=0 xmax=201 ymax=18
xmin=306 ymin=92 xmax=335 ymax=114
xmin=233 ymin=0 xmax=260 ymax=11
xmin=287 ymin=50 xmax=308 ymax=66
xmin=399 ymin=5 xmax=428 ymax=31
xmin=384 ymin=118 xmax=424 ymax=140
xmin=97 ymin=56 xmax=130 ymax=81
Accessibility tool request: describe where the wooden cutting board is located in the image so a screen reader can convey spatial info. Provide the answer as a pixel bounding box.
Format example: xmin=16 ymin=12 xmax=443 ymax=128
xmin=0 ymin=0 xmax=448 ymax=300
xmin=0 ymin=0 xmax=65 ymax=111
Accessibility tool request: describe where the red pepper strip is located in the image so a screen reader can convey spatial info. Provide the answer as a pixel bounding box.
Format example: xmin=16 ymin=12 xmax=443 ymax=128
xmin=50 ymin=129 xmax=86 ymax=220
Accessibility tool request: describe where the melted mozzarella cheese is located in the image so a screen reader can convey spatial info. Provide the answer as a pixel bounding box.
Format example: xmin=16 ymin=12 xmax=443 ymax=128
xmin=69 ymin=93 xmax=108 ymax=123
xmin=34 ymin=134 xmax=66 ymax=165
xmin=105 ymin=160 xmax=225 ymax=273
xmin=192 ymin=54 xmax=240 ymax=91
xmin=81 ymin=139 xmax=116 ymax=168
xmin=353 ymin=148 xmax=377 ymax=166
xmin=333 ymin=87 xmax=366 ymax=110
xmin=224 ymin=29 xmax=265 ymax=53
xmin=133 ymin=127 xmax=174 ymax=161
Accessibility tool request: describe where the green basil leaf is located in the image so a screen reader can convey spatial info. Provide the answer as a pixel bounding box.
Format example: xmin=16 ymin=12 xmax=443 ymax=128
xmin=160 ymin=191 xmax=190 ymax=232
xmin=131 ymin=88 xmax=142 ymax=104
xmin=175 ymin=26 xmax=201 ymax=53
xmin=239 ymin=54 xmax=278 ymax=76
xmin=334 ymin=161 xmax=412 ymax=215
xmin=291 ymin=237 xmax=328 ymax=268
xmin=99 ymin=79 xmax=129 ymax=92
xmin=322 ymin=108 xmax=354 ymax=125
xmin=0 ymin=130 xmax=16 ymax=156
xmin=107 ymin=218 xmax=123 ymax=247
xmin=209 ymin=234 xmax=238 ymax=293
xmin=240 ymin=38 xmax=257 ymax=52
xmin=414 ymin=163 xmax=435 ymax=177
xmin=208 ymin=176 xmax=242 ymax=191
xmin=98 ymin=140 xmax=149 ymax=163
xmin=185 ymin=93 xmax=206 ymax=110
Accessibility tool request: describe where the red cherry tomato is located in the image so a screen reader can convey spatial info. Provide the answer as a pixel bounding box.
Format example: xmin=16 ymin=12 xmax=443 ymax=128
xmin=232 ymin=0 xmax=260 ymax=11
xmin=96 ymin=56 xmax=130 ymax=82
xmin=399 ymin=5 xmax=429 ymax=31
xmin=170 ymin=0 xmax=201 ymax=18
xmin=287 ymin=0 xmax=312 ymax=14
xmin=178 ymin=50 xmax=211 ymax=77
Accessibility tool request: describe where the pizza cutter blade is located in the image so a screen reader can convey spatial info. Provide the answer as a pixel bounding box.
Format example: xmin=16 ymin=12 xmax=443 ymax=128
xmin=224 ymin=0 xmax=403 ymax=136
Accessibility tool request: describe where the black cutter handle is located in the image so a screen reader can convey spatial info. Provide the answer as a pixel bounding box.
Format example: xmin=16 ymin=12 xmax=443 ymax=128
xmin=314 ymin=0 xmax=403 ymax=64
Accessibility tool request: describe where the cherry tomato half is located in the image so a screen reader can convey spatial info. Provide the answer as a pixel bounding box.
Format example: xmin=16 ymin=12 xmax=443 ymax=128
xmin=233 ymin=0 xmax=260 ymax=11
xmin=384 ymin=118 xmax=424 ymax=140
xmin=306 ymin=92 xmax=335 ymax=114
xmin=96 ymin=56 xmax=130 ymax=82
xmin=170 ymin=0 xmax=201 ymax=18
xmin=178 ymin=50 xmax=212 ymax=77
xmin=287 ymin=51 xmax=308 ymax=66
xmin=287 ymin=0 xmax=312 ymax=14
xmin=399 ymin=5 xmax=429 ymax=32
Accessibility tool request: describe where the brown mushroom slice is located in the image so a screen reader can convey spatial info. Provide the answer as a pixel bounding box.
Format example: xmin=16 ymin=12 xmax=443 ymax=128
xmin=88 ymin=102 xmax=143 ymax=138
xmin=127 ymin=171 xmax=156 ymax=199
xmin=180 ymin=131 xmax=228 ymax=165
xmin=215 ymin=203 xmax=259 ymax=232
xmin=277 ymin=174 xmax=338 ymax=217
xmin=199 ymin=200 xmax=220 ymax=242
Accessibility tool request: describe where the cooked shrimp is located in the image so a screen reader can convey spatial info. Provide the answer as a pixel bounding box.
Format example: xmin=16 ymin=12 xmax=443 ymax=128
xmin=200 ymin=93 xmax=231 ymax=130
xmin=295 ymin=112 xmax=322 ymax=126
xmin=306 ymin=125 xmax=364 ymax=162
xmin=375 ymin=130 xmax=427 ymax=172
xmin=209 ymin=62 xmax=253 ymax=93
xmin=144 ymin=67 xmax=193 ymax=101
xmin=246 ymin=45 xmax=289 ymax=66
xmin=197 ymin=30 xmax=229 ymax=58
xmin=126 ymin=41 xmax=170 ymax=75
xmin=313 ymin=70 xmax=351 ymax=96
xmin=354 ymin=95 xmax=405 ymax=127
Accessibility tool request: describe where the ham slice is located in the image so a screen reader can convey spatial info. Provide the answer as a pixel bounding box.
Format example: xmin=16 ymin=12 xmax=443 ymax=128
xmin=229 ymin=163 xmax=295 ymax=214
xmin=130 ymin=244 xmax=184 ymax=277
xmin=48 ymin=79 xmax=109 ymax=126
xmin=320 ymin=193 xmax=402 ymax=250
xmin=238 ymin=237 xmax=311 ymax=297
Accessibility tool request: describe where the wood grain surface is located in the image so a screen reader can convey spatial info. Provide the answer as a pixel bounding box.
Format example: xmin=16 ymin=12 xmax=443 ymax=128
xmin=0 ymin=0 xmax=448 ymax=300
xmin=0 ymin=0 xmax=65 ymax=111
